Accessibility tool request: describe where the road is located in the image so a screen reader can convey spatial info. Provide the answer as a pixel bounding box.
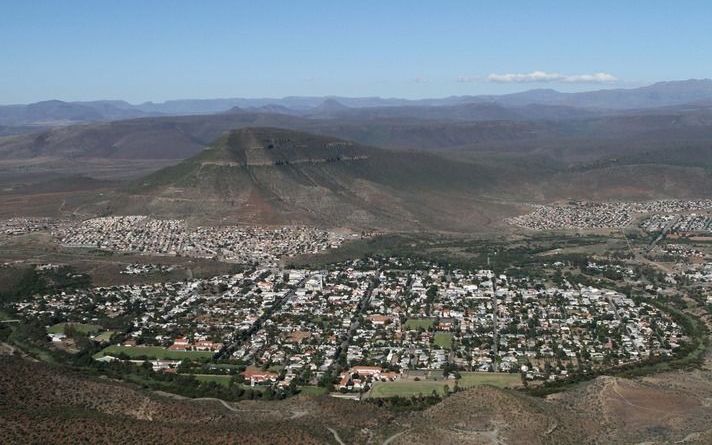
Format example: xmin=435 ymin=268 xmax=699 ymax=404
xmin=0 ymin=341 xmax=16 ymax=355
xmin=647 ymin=215 xmax=679 ymax=251
xmin=490 ymin=276 xmax=499 ymax=372
xmin=215 ymin=276 xmax=306 ymax=360
xmin=619 ymin=230 xmax=674 ymax=274
xmin=326 ymin=427 xmax=346 ymax=445
xmin=155 ymin=390 xmax=311 ymax=419
xmin=382 ymin=429 xmax=410 ymax=445
xmin=332 ymin=277 xmax=377 ymax=371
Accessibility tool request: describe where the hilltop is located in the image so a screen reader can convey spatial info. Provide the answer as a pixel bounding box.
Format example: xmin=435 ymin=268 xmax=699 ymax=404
xmin=3 ymin=121 xmax=712 ymax=229
xmin=116 ymin=127 xmax=507 ymax=231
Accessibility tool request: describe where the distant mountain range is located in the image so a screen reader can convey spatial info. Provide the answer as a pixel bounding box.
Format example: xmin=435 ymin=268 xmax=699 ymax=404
xmin=4 ymin=101 xmax=712 ymax=165
xmin=3 ymin=79 xmax=712 ymax=127
xmin=3 ymin=80 xmax=712 ymax=229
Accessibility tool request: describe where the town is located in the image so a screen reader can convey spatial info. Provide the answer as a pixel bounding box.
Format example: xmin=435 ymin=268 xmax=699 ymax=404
xmin=0 ymin=217 xmax=62 ymax=236
xmin=10 ymin=257 xmax=686 ymax=395
xmin=0 ymin=216 xmax=350 ymax=266
xmin=508 ymin=199 xmax=712 ymax=231
xmin=641 ymin=213 xmax=712 ymax=235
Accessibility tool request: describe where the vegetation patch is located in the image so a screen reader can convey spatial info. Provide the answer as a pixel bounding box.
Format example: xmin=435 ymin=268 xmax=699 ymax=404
xmin=433 ymin=332 xmax=453 ymax=349
xmin=190 ymin=374 xmax=235 ymax=386
xmin=298 ymin=385 xmax=328 ymax=396
xmin=93 ymin=330 xmax=116 ymax=342
xmin=458 ymin=372 xmax=522 ymax=388
xmin=368 ymin=380 xmax=450 ymax=398
xmin=48 ymin=322 xmax=101 ymax=335
xmin=404 ymin=318 xmax=434 ymax=330
xmin=95 ymin=345 xmax=214 ymax=360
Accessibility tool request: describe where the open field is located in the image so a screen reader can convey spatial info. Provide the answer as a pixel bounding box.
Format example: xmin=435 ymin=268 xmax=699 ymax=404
xmin=433 ymin=332 xmax=453 ymax=349
xmin=298 ymin=386 xmax=329 ymax=396
xmin=95 ymin=345 xmax=215 ymax=360
xmin=0 ymin=234 xmax=244 ymax=287
xmin=368 ymin=380 xmax=451 ymax=398
xmin=404 ymin=318 xmax=434 ymax=330
xmin=93 ymin=330 xmax=116 ymax=342
xmin=191 ymin=374 xmax=234 ymax=386
xmin=47 ymin=322 xmax=101 ymax=335
xmin=458 ymin=372 xmax=522 ymax=388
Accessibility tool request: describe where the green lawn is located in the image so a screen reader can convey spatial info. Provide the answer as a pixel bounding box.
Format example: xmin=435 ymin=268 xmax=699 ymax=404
xmin=368 ymin=380 xmax=450 ymax=398
xmin=433 ymin=332 xmax=454 ymax=349
xmin=298 ymin=385 xmax=328 ymax=396
xmin=95 ymin=345 xmax=214 ymax=360
xmin=191 ymin=374 xmax=235 ymax=386
xmin=404 ymin=318 xmax=434 ymax=330
xmin=48 ymin=322 xmax=102 ymax=335
xmin=457 ymin=372 xmax=522 ymax=388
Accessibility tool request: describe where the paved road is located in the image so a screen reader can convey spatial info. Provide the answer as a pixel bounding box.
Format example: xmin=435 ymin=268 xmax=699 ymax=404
xmin=216 ymin=276 xmax=306 ymax=360
xmin=647 ymin=216 xmax=679 ymax=251
xmin=491 ymin=277 xmax=499 ymax=372
xmin=333 ymin=278 xmax=377 ymax=370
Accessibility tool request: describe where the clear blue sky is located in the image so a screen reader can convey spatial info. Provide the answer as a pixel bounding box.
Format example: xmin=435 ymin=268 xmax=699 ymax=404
xmin=1 ymin=0 xmax=711 ymax=104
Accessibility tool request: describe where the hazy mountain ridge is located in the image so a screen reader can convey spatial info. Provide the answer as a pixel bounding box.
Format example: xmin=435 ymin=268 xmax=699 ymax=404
xmin=4 ymin=79 xmax=712 ymax=128
xmin=3 ymin=103 xmax=712 ymax=164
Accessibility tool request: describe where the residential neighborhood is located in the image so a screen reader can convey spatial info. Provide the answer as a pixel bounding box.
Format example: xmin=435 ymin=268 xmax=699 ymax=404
xmin=53 ymin=216 xmax=348 ymax=266
xmin=0 ymin=215 xmax=351 ymax=267
xmin=10 ymin=256 xmax=686 ymax=394
xmin=508 ymin=200 xmax=712 ymax=231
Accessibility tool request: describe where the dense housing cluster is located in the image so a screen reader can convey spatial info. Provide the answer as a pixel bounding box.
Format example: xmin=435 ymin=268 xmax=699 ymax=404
xmin=0 ymin=217 xmax=62 ymax=236
xmin=13 ymin=269 xmax=288 ymax=354
xmin=679 ymin=263 xmax=712 ymax=284
xmin=641 ymin=213 xmax=712 ymax=234
xmin=235 ymin=268 xmax=375 ymax=387
xmin=52 ymin=216 xmax=346 ymax=266
xmin=509 ymin=200 xmax=712 ymax=231
xmin=345 ymin=258 xmax=683 ymax=382
xmin=11 ymin=257 xmax=685 ymax=392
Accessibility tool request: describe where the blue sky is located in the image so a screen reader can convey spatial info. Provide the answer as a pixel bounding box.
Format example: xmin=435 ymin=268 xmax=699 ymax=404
xmin=1 ymin=0 xmax=711 ymax=104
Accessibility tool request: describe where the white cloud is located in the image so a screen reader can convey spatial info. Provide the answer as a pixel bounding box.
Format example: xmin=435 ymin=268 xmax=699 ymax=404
xmin=456 ymin=75 xmax=481 ymax=83
xmin=487 ymin=71 xmax=617 ymax=83
xmin=563 ymin=72 xmax=618 ymax=83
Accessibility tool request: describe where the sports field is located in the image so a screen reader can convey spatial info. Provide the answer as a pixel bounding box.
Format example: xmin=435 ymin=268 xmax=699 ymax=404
xmin=457 ymin=372 xmax=522 ymax=388
xmin=404 ymin=318 xmax=434 ymax=330
xmin=191 ymin=374 xmax=234 ymax=386
xmin=368 ymin=380 xmax=451 ymax=398
xmin=433 ymin=332 xmax=453 ymax=349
